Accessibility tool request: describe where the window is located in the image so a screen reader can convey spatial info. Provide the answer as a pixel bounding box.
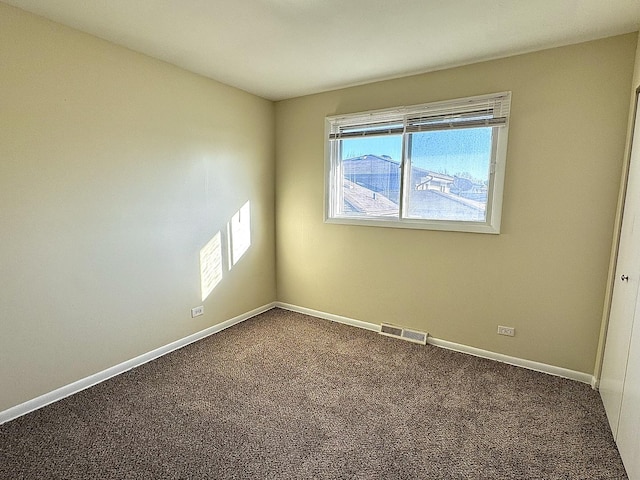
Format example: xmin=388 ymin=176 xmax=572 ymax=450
xmin=325 ymin=92 xmax=511 ymax=234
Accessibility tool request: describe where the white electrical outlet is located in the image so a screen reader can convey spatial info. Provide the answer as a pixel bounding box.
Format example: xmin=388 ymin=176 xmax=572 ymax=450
xmin=191 ymin=306 xmax=204 ymax=318
xmin=497 ymin=325 xmax=515 ymax=336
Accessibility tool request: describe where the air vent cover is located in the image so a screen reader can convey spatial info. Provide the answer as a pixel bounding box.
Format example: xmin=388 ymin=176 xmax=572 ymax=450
xmin=380 ymin=323 xmax=428 ymax=345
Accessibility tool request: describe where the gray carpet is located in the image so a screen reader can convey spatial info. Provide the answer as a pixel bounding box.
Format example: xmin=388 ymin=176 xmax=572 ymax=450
xmin=0 ymin=308 xmax=628 ymax=479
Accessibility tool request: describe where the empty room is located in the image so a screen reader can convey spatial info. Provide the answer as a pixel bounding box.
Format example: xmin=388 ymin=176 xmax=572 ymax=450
xmin=2 ymin=1 xmax=640 ymax=478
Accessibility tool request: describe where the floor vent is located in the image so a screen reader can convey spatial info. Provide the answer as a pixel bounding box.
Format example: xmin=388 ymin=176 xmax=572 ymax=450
xmin=380 ymin=323 xmax=428 ymax=345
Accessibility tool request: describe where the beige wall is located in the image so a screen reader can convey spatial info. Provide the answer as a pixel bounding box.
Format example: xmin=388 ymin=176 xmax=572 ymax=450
xmin=0 ymin=4 xmax=276 ymax=411
xmin=633 ymin=34 xmax=640 ymax=87
xmin=275 ymin=34 xmax=637 ymax=375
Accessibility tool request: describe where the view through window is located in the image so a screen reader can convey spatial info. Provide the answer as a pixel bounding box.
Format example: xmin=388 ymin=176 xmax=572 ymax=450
xmin=326 ymin=92 xmax=510 ymax=233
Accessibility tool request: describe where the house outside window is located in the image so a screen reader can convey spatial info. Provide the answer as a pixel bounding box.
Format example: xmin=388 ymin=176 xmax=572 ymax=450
xmin=325 ymin=92 xmax=511 ymax=234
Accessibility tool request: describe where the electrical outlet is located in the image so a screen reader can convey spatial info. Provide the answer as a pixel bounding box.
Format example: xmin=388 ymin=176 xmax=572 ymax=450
xmin=497 ymin=325 xmax=515 ymax=337
xmin=191 ymin=306 xmax=204 ymax=318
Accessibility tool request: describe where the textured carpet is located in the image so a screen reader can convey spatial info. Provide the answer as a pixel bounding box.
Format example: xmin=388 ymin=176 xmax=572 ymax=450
xmin=0 ymin=308 xmax=628 ymax=479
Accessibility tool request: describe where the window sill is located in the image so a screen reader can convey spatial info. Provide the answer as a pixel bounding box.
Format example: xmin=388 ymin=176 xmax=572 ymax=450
xmin=324 ymin=215 xmax=501 ymax=234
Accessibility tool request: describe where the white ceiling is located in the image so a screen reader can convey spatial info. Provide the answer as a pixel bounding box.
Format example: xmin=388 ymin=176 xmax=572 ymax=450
xmin=4 ymin=0 xmax=640 ymax=100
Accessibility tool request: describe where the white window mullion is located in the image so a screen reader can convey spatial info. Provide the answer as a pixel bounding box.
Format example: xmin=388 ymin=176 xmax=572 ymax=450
xmin=399 ymin=129 xmax=411 ymax=220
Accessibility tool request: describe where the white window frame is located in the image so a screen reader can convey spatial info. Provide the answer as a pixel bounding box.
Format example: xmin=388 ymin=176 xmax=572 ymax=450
xmin=324 ymin=92 xmax=511 ymax=234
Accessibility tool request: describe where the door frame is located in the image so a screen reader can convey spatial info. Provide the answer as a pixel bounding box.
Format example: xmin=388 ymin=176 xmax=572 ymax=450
xmin=594 ymin=86 xmax=640 ymax=386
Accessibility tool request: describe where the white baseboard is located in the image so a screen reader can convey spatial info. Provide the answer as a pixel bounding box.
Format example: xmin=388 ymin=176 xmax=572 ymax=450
xmin=0 ymin=302 xmax=276 ymax=425
xmin=275 ymin=302 xmax=595 ymax=386
xmin=2 ymin=301 xmax=596 ymax=425
xmin=426 ymin=337 xmax=594 ymax=385
xmin=276 ymin=302 xmax=381 ymax=332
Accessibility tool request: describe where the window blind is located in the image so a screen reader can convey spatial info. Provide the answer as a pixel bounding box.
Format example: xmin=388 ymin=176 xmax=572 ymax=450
xmin=328 ymin=92 xmax=511 ymax=139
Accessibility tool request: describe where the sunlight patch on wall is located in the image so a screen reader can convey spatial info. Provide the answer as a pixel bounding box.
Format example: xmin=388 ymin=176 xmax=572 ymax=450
xmin=228 ymin=201 xmax=251 ymax=268
xmin=200 ymin=231 xmax=223 ymax=302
